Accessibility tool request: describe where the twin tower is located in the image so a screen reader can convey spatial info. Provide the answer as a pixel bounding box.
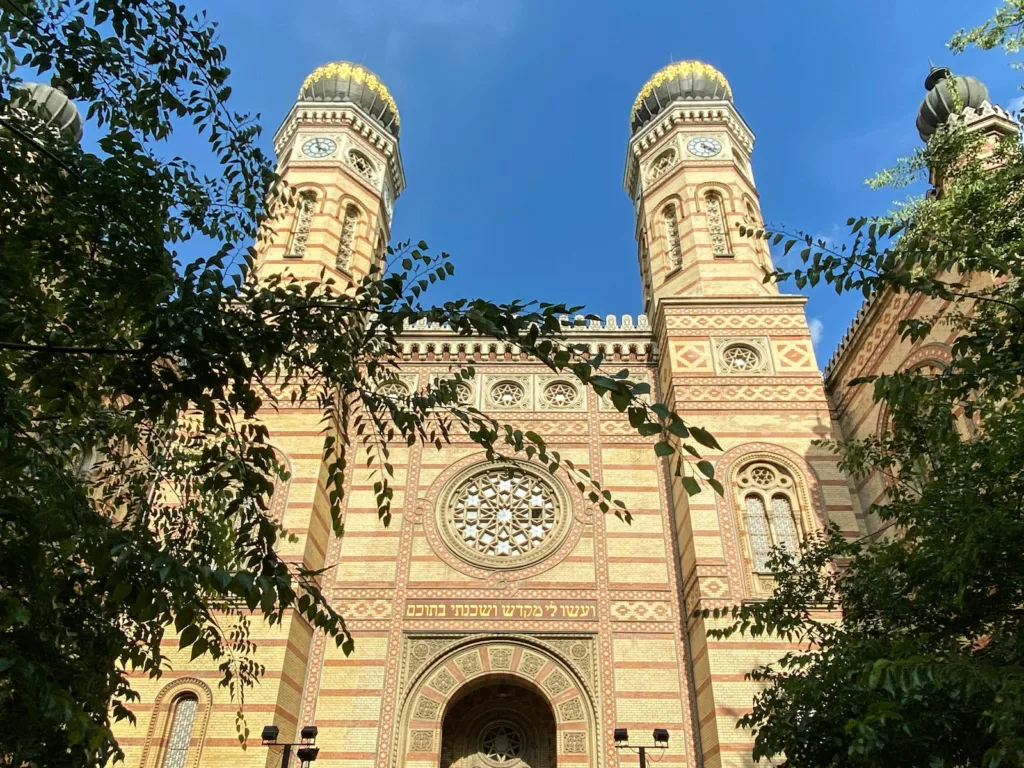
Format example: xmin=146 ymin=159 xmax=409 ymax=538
xmin=256 ymin=59 xmax=777 ymax=309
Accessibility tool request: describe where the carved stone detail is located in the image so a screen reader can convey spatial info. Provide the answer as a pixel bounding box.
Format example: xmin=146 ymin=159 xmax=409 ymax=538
xmin=518 ymin=653 xmax=544 ymax=677
xmin=489 ymin=647 xmax=513 ymax=670
xmin=542 ymin=669 xmax=570 ymax=695
xmin=563 ymin=732 xmax=586 ymax=753
xmin=456 ymin=651 xmax=482 ymax=676
xmin=431 ymin=668 xmax=456 ymax=694
xmin=559 ymin=698 xmax=585 ymax=721
xmin=414 ymin=697 xmax=440 ymax=720
xmin=410 ymin=730 xmax=433 ymax=752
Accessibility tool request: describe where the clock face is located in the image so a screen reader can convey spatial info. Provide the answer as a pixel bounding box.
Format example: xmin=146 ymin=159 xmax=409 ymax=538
xmin=301 ymin=137 xmax=337 ymax=158
xmin=687 ymin=136 xmax=722 ymax=158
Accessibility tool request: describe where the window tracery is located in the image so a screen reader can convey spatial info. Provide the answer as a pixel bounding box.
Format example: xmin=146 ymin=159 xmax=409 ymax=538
xmin=161 ymin=694 xmax=198 ymax=768
xmin=336 ymin=204 xmax=359 ymax=270
xmin=704 ymin=191 xmax=731 ymax=256
xmin=288 ymin=193 xmax=316 ymax=258
xmin=649 ymin=149 xmax=677 ymax=181
xmin=663 ymin=204 xmax=683 ymax=269
xmin=541 ymin=381 xmax=579 ymax=408
xmin=721 ymin=343 xmax=762 ymax=373
xmin=489 ymin=381 xmax=525 ymax=408
xmin=449 ymin=468 xmax=558 ymax=559
xmin=347 ymin=149 xmax=375 ymax=181
xmin=737 ymin=460 xmax=802 ymax=572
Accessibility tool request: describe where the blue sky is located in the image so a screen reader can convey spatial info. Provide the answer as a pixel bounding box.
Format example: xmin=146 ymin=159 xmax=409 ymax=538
xmin=207 ymin=0 xmax=1020 ymax=366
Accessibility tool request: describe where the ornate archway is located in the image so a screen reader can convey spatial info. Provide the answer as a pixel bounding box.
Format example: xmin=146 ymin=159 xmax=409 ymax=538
xmin=392 ymin=637 xmax=598 ymax=768
xmin=441 ymin=678 xmax=556 ymax=768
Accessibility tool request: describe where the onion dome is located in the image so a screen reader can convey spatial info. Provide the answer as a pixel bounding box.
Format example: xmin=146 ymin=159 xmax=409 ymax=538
xmin=916 ymin=65 xmax=990 ymax=141
xmin=299 ymin=61 xmax=400 ymax=137
xmin=632 ymin=60 xmax=732 ymax=134
xmin=15 ymin=80 xmax=83 ymax=143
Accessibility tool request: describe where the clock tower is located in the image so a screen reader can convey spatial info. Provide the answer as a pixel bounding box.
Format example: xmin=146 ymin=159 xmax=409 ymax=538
xmin=625 ymin=62 xmax=853 ymax=767
xmin=255 ymin=61 xmax=406 ymax=287
xmin=624 ymin=61 xmax=774 ymax=312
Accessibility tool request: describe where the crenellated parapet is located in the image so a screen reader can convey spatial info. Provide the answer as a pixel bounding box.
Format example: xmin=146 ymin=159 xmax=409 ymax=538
xmin=396 ymin=314 xmax=655 ymax=363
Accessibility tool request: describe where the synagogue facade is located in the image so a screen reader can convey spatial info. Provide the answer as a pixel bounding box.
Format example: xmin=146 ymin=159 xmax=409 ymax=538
xmin=114 ymin=59 xmax=1017 ymax=768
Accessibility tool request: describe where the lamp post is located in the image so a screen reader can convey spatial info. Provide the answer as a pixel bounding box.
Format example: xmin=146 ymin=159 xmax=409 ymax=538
xmin=613 ymin=728 xmax=669 ymax=768
xmin=261 ymin=724 xmax=320 ymax=768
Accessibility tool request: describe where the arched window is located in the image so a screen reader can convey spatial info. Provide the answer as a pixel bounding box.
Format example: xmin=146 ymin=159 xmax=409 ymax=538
xmin=336 ymin=204 xmax=359 ymax=270
xmin=287 ymin=192 xmax=317 ymax=258
xmin=162 ymin=693 xmax=199 ymax=768
xmin=704 ymin=191 xmax=731 ymax=256
xmin=737 ymin=460 xmax=802 ymax=572
xmin=663 ymin=204 xmax=683 ymax=269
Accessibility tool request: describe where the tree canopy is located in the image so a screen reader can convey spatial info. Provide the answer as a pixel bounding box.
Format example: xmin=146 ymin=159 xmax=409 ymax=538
xmin=715 ymin=3 xmax=1024 ymax=765
xmin=0 ymin=1 xmax=718 ymax=765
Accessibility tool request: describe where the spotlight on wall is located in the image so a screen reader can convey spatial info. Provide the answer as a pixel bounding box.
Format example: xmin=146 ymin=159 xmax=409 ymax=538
xmin=653 ymin=729 xmax=669 ymax=745
xmin=614 ymin=728 xmax=629 ymax=744
xmin=301 ymin=725 xmax=319 ymax=741
xmin=296 ymin=746 xmax=320 ymax=764
xmin=261 ymin=725 xmax=280 ymax=744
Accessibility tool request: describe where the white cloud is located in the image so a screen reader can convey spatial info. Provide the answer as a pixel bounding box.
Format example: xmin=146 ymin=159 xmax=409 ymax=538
xmin=808 ymin=317 xmax=824 ymax=346
xmin=1009 ymin=95 xmax=1024 ymax=116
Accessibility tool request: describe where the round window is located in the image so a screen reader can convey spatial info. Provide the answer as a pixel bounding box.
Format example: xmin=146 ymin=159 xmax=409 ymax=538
xmin=489 ymin=381 xmax=525 ymax=407
xmin=541 ymin=381 xmax=579 ymax=408
xmin=720 ymin=343 xmax=763 ymax=373
xmin=436 ymin=462 xmax=572 ymax=569
xmin=480 ymin=722 xmax=525 ymax=766
xmin=376 ymin=380 xmax=410 ymax=398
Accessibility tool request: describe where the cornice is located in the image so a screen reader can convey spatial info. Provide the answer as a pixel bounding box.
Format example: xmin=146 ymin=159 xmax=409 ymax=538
xmin=622 ymin=100 xmax=756 ymax=199
xmin=273 ymin=100 xmax=407 ymax=198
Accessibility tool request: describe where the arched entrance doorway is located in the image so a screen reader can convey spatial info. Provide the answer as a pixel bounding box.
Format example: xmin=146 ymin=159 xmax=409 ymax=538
xmin=440 ymin=678 xmax=556 ymax=768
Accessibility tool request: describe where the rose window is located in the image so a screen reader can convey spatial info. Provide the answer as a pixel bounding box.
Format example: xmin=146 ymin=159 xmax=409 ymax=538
xmin=721 ymin=344 xmax=762 ymax=373
xmin=480 ymin=722 xmax=524 ymax=765
xmin=445 ymin=466 xmax=569 ymax=563
xmin=489 ymin=381 xmax=525 ymax=407
xmin=456 ymin=383 xmax=473 ymax=405
xmin=750 ymin=465 xmax=775 ymax=487
xmin=541 ymin=381 xmax=579 ymax=408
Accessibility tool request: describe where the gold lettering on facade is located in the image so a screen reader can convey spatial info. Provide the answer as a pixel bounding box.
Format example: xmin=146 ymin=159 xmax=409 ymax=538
xmin=404 ymin=600 xmax=598 ymax=621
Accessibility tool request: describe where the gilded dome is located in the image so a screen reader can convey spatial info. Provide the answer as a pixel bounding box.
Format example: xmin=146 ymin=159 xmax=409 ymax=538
xmin=632 ymin=60 xmax=732 ymax=134
xmin=916 ymin=65 xmax=990 ymax=141
xmin=299 ymin=61 xmax=400 ymax=137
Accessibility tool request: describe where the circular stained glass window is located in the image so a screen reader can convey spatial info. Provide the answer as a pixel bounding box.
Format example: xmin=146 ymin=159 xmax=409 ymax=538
xmin=721 ymin=344 xmax=762 ymax=373
xmin=480 ymin=722 xmax=525 ymax=765
xmin=437 ymin=462 xmax=572 ymax=570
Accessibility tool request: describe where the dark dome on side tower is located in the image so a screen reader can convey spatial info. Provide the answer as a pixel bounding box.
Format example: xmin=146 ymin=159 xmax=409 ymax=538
xmin=299 ymin=61 xmax=400 ymax=137
xmin=632 ymin=61 xmax=732 ymax=135
xmin=916 ymin=65 xmax=990 ymax=141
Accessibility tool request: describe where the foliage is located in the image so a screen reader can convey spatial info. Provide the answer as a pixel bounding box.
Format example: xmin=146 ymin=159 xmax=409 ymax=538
xmin=714 ymin=3 xmax=1024 ymax=765
xmin=0 ymin=1 xmax=719 ymax=766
